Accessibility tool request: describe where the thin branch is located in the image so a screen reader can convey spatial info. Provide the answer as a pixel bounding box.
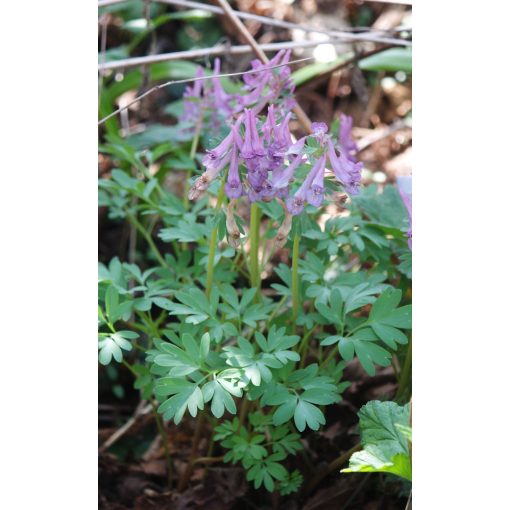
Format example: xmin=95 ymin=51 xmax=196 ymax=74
xmin=99 ymin=39 xmax=348 ymax=72
xmin=98 ymin=0 xmax=411 ymax=46
xmin=356 ymin=119 xmax=410 ymax=152
xmin=214 ymin=0 xmax=312 ymax=133
xmin=98 ymin=0 xmax=126 ymax=7
xmin=214 ymin=0 xmax=267 ymax=62
xmin=364 ymin=0 xmax=412 ymax=4
xmin=98 ymin=14 xmax=109 ymax=103
xmin=159 ymin=0 xmax=409 ymax=34
xmin=98 ymin=56 xmax=312 ymax=125
xmin=99 ymin=402 xmax=152 ymax=453
xmin=298 ymin=43 xmax=396 ymax=90
xmin=158 ymin=0 xmax=411 ymax=46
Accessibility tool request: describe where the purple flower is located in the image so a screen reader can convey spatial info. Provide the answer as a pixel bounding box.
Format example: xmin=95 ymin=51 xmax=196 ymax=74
xmin=311 ymin=122 xmax=328 ymax=143
xmin=190 ymin=117 xmax=244 ymax=199
xmin=188 ymin=151 xmax=231 ymax=200
xmin=262 ymin=105 xmax=292 ymax=170
xmin=272 ymin=155 xmax=304 ymax=198
xmin=287 ymin=136 xmax=306 ymax=156
xmin=246 ymin=162 xmax=269 ymax=190
xmin=240 ymin=50 xmax=295 ymax=113
xmin=338 ymin=114 xmax=358 ymax=162
xmin=203 ymin=130 xmax=235 ymax=169
xmin=241 ymin=108 xmax=265 ymax=160
xmin=224 ymin=148 xmax=243 ymax=199
xmin=286 ymin=155 xmax=326 ymax=215
xmin=327 ymin=139 xmax=362 ymax=196
xmin=396 ymin=175 xmax=412 ymax=249
xmin=182 ymin=66 xmax=205 ymax=130
xmin=272 ymin=112 xmax=292 ymax=153
xmin=248 ymin=180 xmax=274 ymax=202
xmin=266 ymin=50 xmax=294 ymax=99
xmin=211 ymin=58 xmax=234 ymax=117
xmin=306 ymin=155 xmax=327 ymax=207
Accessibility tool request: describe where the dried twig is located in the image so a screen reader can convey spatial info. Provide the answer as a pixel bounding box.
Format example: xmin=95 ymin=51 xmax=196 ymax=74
xmin=214 ymin=0 xmax=312 ymax=133
xmin=99 ymin=401 xmax=152 ymax=453
xmin=364 ymin=0 xmax=412 ymax=4
xmin=356 ymin=119 xmax=410 ymax=152
xmin=298 ymin=43 xmax=396 ymax=91
xmin=99 ymin=0 xmax=411 ymax=46
xmin=98 ymin=56 xmax=312 ymax=125
xmin=161 ymin=0 xmax=411 ymax=46
xmin=98 ymin=14 xmax=109 ymax=103
xmin=98 ymin=0 xmax=126 ymax=7
xmin=99 ymin=38 xmax=349 ymax=72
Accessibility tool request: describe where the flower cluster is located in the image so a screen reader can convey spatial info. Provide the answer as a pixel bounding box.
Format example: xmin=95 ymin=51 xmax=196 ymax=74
xmin=183 ymin=52 xmax=363 ymax=216
xmin=238 ymin=49 xmax=296 ymax=114
xmin=181 ymin=50 xmax=295 ymax=137
xmin=189 ymin=108 xmax=363 ymax=215
xmin=181 ymin=58 xmax=236 ymax=136
xmin=284 ymin=121 xmax=362 ymax=214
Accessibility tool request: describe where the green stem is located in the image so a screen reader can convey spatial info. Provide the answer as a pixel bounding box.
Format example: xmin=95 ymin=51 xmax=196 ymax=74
xmin=396 ymin=337 xmax=412 ymax=401
xmin=320 ymin=346 xmax=338 ymax=368
xmin=150 ymin=401 xmax=173 ymax=489
xmin=125 ymin=320 xmax=151 ymax=335
xmin=178 ymin=188 xmax=224 ymax=492
xmin=249 ymin=203 xmax=261 ymax=293
xmin=205 ymin=184 xmax=225 ymax=298
xmin=238 ymin=398 xmax=250 ymax=429
xmin=291 ymin=230 xmax=300 ymax=334
xmin=266 ymin=295 xmax=287 ymax=326
xmin=298 ymin=327 xmax=316 ymax=368
xmin=122 ymin=359 xmax=137 ymax=376
xmin=178 ymin=412 xmax=205 ymax=492
xmin=127 ymin=213 xmax=169 ymax=270
xmin=304 ymin=443 xmax=361 ymax=495
xmin=206 ymin=418 xmax=218 ymax=458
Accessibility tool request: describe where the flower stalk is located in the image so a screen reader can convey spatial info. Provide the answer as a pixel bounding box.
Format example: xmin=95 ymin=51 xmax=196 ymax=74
xmin=249 ymin=203 xmax=261 ymax=293
xmin=206 ymin=183 xmax=226 ymax=298
xmin=291 ymin=228 xmax=300 ymax=334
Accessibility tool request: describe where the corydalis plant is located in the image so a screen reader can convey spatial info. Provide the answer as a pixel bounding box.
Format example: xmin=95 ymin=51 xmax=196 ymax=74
xmin=189 ymin=113 xmax=363 ymax=216
xmin=181 ymin=50 xmax=296 ymax=137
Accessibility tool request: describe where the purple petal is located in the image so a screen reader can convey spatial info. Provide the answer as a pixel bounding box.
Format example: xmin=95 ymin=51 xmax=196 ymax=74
xmin=305 ymin=156 xmax=326 ymax=207
xmin=224 ymin=150 xmax=243 ymax=199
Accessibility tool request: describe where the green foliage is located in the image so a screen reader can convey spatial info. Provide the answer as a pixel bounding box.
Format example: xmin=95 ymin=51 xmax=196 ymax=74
xmin=342 ymin=400 xmax=412 ymax=481
xmin=223 ymin=326 xmax=300 ymax=386
xmin=319 ymin=287 xmax=411 ymax=376
xmin=150 ymin=331 xmax=245 ymax=422
xmin=214 ymin=413 xmax=303 ymax=492
xmin=257 ymin=363 xmax=346 ymax=432
xmin=359 ymin=48 xmax=412 ymax=73
xmin=98 ymin=330 xmax=137 ymax=365
xmin=98 ymin=178 xmax=412 ymax=493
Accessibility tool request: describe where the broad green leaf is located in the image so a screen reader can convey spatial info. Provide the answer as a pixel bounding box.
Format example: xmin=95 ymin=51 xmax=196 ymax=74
xmin=342 ymin=400 xmax=412 ymax=481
